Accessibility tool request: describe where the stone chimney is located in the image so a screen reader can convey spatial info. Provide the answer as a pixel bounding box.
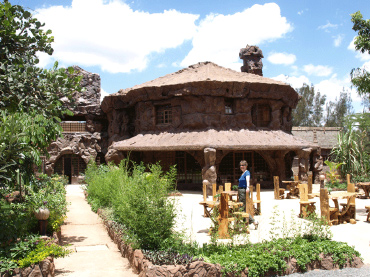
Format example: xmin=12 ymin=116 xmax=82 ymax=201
xmin=239 ymin=45 xmax=264 ymax=76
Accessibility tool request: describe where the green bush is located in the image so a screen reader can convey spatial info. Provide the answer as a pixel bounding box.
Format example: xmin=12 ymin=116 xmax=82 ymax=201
xmin=0 ymin=235 xmax=70 ymax=275
xmin=85 ymin=159 xmax=178 ymax=250
xmin=26 ymin=174 xmax=68 ymax=233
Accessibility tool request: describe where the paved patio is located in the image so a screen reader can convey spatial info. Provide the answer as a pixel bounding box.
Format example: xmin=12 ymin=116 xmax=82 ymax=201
xmin=174 ymin=184 xmax=370 ymax=265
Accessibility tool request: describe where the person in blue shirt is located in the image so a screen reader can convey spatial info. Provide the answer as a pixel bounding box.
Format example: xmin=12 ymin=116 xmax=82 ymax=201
xmin=238 ymin=160 xmax=258 ymax=229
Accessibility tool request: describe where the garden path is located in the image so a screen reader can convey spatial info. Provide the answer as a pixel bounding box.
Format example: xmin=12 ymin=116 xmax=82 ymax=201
xmin=54 ymin=185 xmax=137 ymax=277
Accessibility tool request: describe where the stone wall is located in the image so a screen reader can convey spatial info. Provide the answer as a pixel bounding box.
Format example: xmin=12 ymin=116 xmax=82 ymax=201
xmin=45 ymin=132 xmax=105 ymax=175
xmin=127 ymin=96 xmax=293 ymax=134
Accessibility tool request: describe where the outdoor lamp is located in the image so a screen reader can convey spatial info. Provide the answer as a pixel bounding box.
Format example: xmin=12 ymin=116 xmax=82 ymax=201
xmin=319 ymin=173 xmax=325 ymax=181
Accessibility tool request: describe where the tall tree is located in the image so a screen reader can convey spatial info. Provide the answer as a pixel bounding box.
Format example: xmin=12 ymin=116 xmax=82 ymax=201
xmin=292 ymin=84 xmax=326 ymax=126
xmin=350 ymin=11 xmax=370 ymax=100
xmin=325 ymin=89 xmax=353 ymax=127
xmin=0 ymin=1 xmax=82 ymax=187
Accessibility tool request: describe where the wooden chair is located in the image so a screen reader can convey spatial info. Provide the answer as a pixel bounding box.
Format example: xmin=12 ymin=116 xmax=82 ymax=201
xmin=273 ymin=176 xmax=285 ymax=199
xmin=252 ymin=183 xmax=262 ymax=215
xmin=339 ymin=182 xmax=356 ymax=221
xmin=320 ymin=188 xmax=339 ymax=225
xmin=224 ymin=182 xmax=231 ymax=191
xmin=199 ymin=183 xmax=218 ymax=218
xmin=299 ymin=183 xmax=316 ymax=218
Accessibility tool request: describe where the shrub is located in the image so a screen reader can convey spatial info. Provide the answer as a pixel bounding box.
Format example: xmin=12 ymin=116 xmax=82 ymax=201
xmin=85 ymin=159 xmax=178 ymax=250
xmin=26 ymin=174 xmax=68 ymax=233
xmin=0 ymin=235 xmax=70 ymax=275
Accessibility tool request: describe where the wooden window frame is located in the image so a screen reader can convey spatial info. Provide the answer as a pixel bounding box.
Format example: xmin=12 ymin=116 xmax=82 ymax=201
xmin=225 ymin=98 xmax=234 ymax=115
xmin=156 ymin=105 xmax=172 ymax=125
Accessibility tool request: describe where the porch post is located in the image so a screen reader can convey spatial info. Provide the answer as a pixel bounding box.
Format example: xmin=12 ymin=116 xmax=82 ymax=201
xmin=297 ymin=148 xmax=312 ymax=181
xmin=202 ymin=147 xmax=217 ymax=196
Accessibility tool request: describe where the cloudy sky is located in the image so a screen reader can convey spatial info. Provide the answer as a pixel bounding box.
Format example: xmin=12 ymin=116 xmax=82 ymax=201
xmin=10 ymin=0 xmax=370 ymax=112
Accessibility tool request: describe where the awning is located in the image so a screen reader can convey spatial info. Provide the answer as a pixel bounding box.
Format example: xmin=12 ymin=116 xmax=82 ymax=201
xmin=112 ymin=129 xmax=317 ymax=151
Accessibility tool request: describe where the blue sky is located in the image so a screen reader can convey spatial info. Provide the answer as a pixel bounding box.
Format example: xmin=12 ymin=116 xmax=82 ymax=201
xmin=9 ymin=0 xmax=370 ymax=112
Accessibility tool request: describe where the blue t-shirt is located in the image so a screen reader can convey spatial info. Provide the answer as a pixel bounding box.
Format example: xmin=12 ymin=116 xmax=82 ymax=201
xmin=238 ymin=170 xmax=250 ymax=188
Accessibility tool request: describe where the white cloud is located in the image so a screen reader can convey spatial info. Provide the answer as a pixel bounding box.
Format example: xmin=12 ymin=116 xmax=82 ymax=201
xmin=35 ymin=0 xmax=199 ymax=73
xmin=333 ymin=34 xmax=344 ymax=47
xmin=100 ymin=87 xmax=109 ymax=103
xmin=318 ymin=22 xmax=338 ymax=32
xmin=180 ymin=3 xmax=293 ymax=68
xmin=303 ymin=64 xmax=333 ymax=77
xmin=348 ymin=37 xmax=370 ymax=61
xmin=315 ymin=75 xmax=363 ymax=113
xmin=267 ymin=52 xmax=296 ymax=65
xmin=273 ymin=74 xmax=310 ymax=89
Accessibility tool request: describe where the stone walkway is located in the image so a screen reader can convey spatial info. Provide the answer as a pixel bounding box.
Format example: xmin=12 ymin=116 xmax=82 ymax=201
xmin=54 ymin=185 xmax=137 ymax=277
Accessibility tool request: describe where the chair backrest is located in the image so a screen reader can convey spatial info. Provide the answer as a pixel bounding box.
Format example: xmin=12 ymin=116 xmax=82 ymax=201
xmin=273 ymin=176 xmax=280 ymax=199
xmin=299 ymin=183 xmax=308 ymax=202
xmin=347 ymin=174 xmax=351 ymax=186
xmin=224 ymin=182 xmax=231 ymax=191
xmin=256 ymin=183 xmax=261 ymax=200
xmin=218 ymin=185 xmax=224 ymax=195
xmin=245 ymin=189 xmax=254 ymax=216
xmin=307 ymin=174 xmax=313 ymax=194
xmin=294 ymin=175 xmax=299 ymax=182
xmin=250 ymin=185 xmax=254 ymax=201
xmin=320 ymin=188 xmax=330 ymax=223
xmin=347 ymin=182 xmax=356 ymax=205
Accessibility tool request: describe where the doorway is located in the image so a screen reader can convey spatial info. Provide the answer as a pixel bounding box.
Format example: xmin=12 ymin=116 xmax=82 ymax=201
xmin=54 ymin=154 xmax=86 ymax=184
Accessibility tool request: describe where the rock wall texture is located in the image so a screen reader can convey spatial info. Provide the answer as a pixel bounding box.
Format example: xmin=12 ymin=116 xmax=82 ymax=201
xmin=61 ymin=66 xmax=103 ymax=116
xmin=239 ymin=45 xmax=264 ymax=76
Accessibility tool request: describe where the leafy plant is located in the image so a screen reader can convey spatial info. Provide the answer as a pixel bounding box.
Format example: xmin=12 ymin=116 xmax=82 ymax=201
xmin=324 ymin=160 xmax=343 ymax=186
xmin=85 ymin=159 xmax=178 ymax=250
xmin=0 ymin=235 xmax=70 ymax=274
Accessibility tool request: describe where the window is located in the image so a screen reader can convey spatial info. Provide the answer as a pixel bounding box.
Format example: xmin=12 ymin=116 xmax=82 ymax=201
xmin=252 ymin=104 xmax=271 ymax=127
xmin=60 ymin=121 xmax=87 ymax=132
xmin=156 ymin=105 xmax=172 ymax=125
xmin=225 ymin=98 xmax=234 ymax=114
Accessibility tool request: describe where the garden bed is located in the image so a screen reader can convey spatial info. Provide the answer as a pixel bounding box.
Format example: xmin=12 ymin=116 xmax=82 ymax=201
xmin=97 ymin=209 xmax=363 ymax=276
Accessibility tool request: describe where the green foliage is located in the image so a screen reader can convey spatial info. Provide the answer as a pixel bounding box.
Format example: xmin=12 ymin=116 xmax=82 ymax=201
xmin=85 ymin=159 xmax=178 ymax=250
xmin=0 ymin=235 xmax=70 ymax=274
xmin=351 ymin=11 xmax=370 ymax=99
xmin=26 ymin=174 xmax=69 ymax=233
xmin=0 ymin=200 xmax=37 ymax=243
xmin=0 ymin=174 xmax=68 ymax=243
xmin=330 ymin=124 xmax=370 ymax=179
xmin=324 ymin=160 xmax=343 ymax=184
xmin=292 ymin=84 xmax=326 ymax=127
xmin=0 ymin=1 xmax=82 ymax=188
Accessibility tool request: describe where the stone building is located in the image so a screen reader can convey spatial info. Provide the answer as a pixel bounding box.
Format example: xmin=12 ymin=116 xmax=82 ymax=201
xmin=43 ymin=46 xmax=320 ymax=187
xmin=101 ymin=46 xmax=318 ymax=189
xmin=292 ymin=126 xmax=342 ymax=182
xmin=44 ymin=67 xmax=108 ymax=183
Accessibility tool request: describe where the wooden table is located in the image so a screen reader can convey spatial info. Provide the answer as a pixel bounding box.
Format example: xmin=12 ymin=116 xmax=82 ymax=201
xmin=199 ymin=191 xmax=242 ymax=223
xmin=282 ymin=181 xmax=300 ymax=198
xmin=357 ymin=182 xmax=370 ymax=198
xmin=329 ymin=192 xmax=356 ymax=224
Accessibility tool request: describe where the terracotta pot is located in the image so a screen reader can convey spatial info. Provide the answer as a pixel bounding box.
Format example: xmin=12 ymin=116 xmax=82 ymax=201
xmin=34 ymin=208 xmax=50 ymax=220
